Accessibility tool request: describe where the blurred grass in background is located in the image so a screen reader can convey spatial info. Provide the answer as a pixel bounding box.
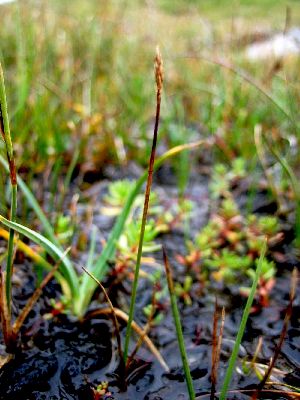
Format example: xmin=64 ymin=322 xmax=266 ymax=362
xmin=0 ymin=0 xmax=299 ymax=177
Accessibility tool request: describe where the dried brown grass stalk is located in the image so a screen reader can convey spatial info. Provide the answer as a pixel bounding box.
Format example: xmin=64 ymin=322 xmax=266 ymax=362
xmin=82 ymin=266 xmax=123 ymax=363
xmin=216 ymin=308 xmax=225 ymax=375
xmin=210 ymin=299 xmax=219 ymax=399
xmin=250 ymin=336 xmax=263 ymax=372
xmin=210 ymin=302 xmax=225 ymax=399
xmin=12 ymin=263 xmax=59 ymax=337
xmin=253 ymin=268 xmax=298 ymax=399
xmin=127 ymin=289 xmax=157 ymax=368
xmin=0 ymin=267 xmax=12 ymax=346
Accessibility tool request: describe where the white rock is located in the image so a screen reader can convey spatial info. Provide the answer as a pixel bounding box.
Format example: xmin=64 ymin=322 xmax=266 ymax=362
xmin=246 ymin=27 xmax=300 ymax=60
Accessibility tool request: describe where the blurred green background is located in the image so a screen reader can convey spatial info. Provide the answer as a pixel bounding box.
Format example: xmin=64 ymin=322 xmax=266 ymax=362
xmin=0 ymin=0 xmax=299 ymax=176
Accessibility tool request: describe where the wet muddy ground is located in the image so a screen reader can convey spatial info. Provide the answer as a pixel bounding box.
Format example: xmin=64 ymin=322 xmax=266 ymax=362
xmin=0 ymin=164 xmax=299 ymax=399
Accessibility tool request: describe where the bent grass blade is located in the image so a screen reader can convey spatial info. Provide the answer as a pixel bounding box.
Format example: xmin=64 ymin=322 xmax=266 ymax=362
xmin=219 ymin=239 xmax=267 ymax=400
xmin=0 ymin=215 xmax=79 ymax=303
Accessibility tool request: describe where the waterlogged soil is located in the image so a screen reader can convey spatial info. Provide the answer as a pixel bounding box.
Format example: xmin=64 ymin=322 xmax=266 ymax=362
xmin=0 ymin=164 xmax=299 ymax=400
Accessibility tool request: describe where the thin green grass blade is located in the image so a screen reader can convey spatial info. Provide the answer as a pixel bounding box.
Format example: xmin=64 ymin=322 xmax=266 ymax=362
xmin=163 ymin=249 xmax=195 ymax=400
xmin=0 ymin=62 xmax=17 ymax=315
xmin=57 ymin=145 xmax=80 ymax=211
xmin=0 ymin=215 xmax=79 ymax=302
xmin=219 ymin=239 xmax=267 ymax=400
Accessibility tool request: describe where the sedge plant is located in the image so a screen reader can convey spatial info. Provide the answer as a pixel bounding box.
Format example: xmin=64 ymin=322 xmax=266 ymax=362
xmin=123 ymin=46 xmax=163 ymax=364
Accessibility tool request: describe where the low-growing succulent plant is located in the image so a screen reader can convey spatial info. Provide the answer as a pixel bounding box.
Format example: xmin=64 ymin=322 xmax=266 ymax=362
xmin=174 ymin=275 xmax=193 ymax=306
xmin=118 ymin=219 xmax=162 ymax=256
xmin=210 ymin=158 xmax=246 ymax=199
xmin=102 ymin=179 xmax=159 ymax=216
xmin=179 ymin=161 xmax=284 ymax=301
xmin=205 ymin=249 xmax=252 ymax=282
xmin=55 ymin=214 xmax=74 ymax=245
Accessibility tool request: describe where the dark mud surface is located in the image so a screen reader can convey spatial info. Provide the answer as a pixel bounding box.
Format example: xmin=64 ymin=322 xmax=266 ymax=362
xmin=0 ymin=165 xmax=299 ymax=399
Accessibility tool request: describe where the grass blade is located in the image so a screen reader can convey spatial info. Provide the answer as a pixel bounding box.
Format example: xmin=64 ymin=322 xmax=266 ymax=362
xmin=0 ymin=215 xmax=79 ymax=303
xmin=0 ymin=62 xmax=17 ymax=315
xmin=163 ymin=248 xmax=195 ymax=400
xmin=219 ymin=239 xmax=267 ymax=400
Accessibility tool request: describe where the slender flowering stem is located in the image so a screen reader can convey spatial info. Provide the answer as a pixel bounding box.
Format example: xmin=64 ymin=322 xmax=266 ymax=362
xmin=0 ymin=62 xmax=17 ymax=315
xmin=123 ymin=47 xmax=163 ymax=364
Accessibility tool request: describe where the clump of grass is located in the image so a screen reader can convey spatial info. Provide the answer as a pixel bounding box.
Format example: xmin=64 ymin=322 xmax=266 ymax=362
xmin=123 ymin=46 xmax=164 ymax=364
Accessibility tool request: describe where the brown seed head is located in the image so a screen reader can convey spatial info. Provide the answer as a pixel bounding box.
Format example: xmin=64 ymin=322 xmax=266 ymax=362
xmin=155 ymin=46 xmax=163 ymax=92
